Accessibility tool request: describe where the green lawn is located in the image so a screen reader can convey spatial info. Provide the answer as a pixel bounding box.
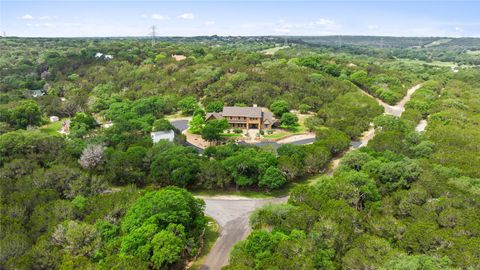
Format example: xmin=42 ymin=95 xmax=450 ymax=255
xmin=263 ymin=131 xmax=290 ymax=139
xmin=221 ymin=133 xmax=243 ymax=137
xmin=39 ymin=119 xmax=66 ymax=136
xmin=189 ymin=217 xmax=220 ymax=270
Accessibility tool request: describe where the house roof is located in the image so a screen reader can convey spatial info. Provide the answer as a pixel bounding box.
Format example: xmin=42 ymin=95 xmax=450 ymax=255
xmin=151 ymin=130 xmax=174 ymax=136
xmin=262 ymin=109 xmax=273 ymax=123
xmin=222 ymin=106 xmax=262 ymax=118
xmin=31 ymin=89 xmax=45 ymax=97
xmin=205 ymin=112 xmax=223 ymax=120
xmin=151 ymin=130 xmax=175 ymax=143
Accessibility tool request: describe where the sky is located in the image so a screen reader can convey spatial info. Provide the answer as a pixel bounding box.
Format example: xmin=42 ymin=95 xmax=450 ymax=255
xmin=1 ymin=0 xmax=479 ymax=37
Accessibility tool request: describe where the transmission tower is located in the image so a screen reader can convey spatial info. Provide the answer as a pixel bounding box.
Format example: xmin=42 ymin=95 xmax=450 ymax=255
xmin=150 ymin=25 xmax=156 ymax=46
xmin=284 ymin=36 xmax=288 ymax=46
xmin=380 ymin=37 xmax=384 ymax=49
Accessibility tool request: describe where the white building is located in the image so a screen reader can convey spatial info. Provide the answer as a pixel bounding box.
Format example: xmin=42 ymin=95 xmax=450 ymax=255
xmin=49 ymin=116 xmax=59 ymax=122
xmin=95 ymin=53 xmax=113 ymax=60
xmin=151 ymin=130 xmax=175 ymax=143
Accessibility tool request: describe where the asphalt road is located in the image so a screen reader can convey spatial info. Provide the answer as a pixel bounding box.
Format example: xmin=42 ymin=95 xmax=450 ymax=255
xmin=198 ymin=196 xmax=288 ymax=270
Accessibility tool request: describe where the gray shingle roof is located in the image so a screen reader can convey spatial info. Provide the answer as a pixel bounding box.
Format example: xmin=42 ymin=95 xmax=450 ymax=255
xmin=205 ymin=112 xmax=223 ymax=120
xmin=222 ymin=106 xmax=262 ymax=118
xmin=262 ymin=109 xmax=273 ymax=123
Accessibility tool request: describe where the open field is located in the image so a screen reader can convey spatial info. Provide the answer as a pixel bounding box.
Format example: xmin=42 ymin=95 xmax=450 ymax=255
xmin=261 ymin=46 xmax=290 ymax=55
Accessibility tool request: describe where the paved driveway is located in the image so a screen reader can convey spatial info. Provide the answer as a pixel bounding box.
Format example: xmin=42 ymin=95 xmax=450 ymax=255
xmin=198 ymin=196 xmax=288 ymax=270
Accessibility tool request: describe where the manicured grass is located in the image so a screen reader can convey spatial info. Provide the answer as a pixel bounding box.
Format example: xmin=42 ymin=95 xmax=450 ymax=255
xmin=221 ymin=133 xmax=243 ymax=137
xmin=263 ymin=131 xmax=290 ymax=139
xmin=39 ymin=119 xmax=67 ymax=136
xmin=189 ymin=217 xmax=220 ymax=270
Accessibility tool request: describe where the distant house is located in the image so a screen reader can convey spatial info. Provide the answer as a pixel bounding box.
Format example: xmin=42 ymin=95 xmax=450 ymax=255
xmin=31 ymin=89 xmax=45 ymax=98
xmin=49 ymin=116 xmax=59 ymax=122
xmin=151 ymin=130 xmax=175 ymax=143
xmin=206 ymin=106 xmax=274 ymax=129
xmin=172 ymin=54 xmax=187 ymax=61
xmin=95 ymin=52 xmax=113 ymax=60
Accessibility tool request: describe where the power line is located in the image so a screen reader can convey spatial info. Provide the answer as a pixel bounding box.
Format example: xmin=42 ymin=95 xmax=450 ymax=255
xmin=150 ymin=25 xmax=156 ymax=46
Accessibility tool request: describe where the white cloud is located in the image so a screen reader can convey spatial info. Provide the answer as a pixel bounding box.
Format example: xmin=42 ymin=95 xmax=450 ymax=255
xmin=178 ymin=13 xmax=195 ymax=20
xmin=39 ymin=16 xmax=57 ymax=20
xmin=315 ymin=18 xmax=335 ymax=27
xmin=20 ymin=14 xmax=34 ymax=20
xmin=151 ymin=14 xmax=168 ymax=20
xmin=27 ymin=23 xmax=53 ymax=27
xmin=455 ymin=26 xmax=462 ymax=31
xmin=205 ymin=21 xmax=215 ymax=26
xmin=368 ymin=25 xmax=379 ymax=29
xmin=141 ymin=14 xmax=148 ymax=19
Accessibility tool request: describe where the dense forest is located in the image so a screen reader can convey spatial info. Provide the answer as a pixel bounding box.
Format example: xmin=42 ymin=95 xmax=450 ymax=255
xmin=1 ymin=36 xmax=479 ymax=269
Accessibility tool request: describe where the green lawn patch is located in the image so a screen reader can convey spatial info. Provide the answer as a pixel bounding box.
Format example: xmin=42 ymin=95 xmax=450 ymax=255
xmin=39 ymin=119 xmax=66 ymax=136
xmin=263 ymin=131 xmax=290 ymax=139
xmin=221 ymin=133 xmax=242 ymax=137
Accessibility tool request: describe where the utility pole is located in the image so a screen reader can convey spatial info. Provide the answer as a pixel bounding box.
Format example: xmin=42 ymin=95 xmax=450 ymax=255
xmin=284 ymin=36 xmax=288 ymax=46
xmin=150 ymin=25 xmax=156 ymax=46
xmin=338 ymin=36 xmax=342 ymax=48
xmin=380 ymin=37 xmax=384 ymax=49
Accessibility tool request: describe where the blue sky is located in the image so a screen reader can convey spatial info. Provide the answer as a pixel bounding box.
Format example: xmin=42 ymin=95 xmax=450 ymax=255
xmin=1 ymin=1 xmax=479 ymax=37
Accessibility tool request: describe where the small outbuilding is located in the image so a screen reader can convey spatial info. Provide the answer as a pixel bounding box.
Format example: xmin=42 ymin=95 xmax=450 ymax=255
xmin=49 ymin=116 xmax=59 ymax=122
xmin=172 ymin=54 xmax=187 ymax=61
xmin=151 ymin=130 xmax=175 ymax=143
xmin=31 ymin=89 xmax=45 ymax=98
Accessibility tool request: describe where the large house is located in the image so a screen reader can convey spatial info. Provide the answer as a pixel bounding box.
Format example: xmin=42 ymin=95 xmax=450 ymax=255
xmin=206 ymin=106 xmax=274 ymax=129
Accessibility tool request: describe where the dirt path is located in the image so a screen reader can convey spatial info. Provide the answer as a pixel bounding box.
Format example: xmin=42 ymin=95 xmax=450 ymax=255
xmin=415 ymin=119 xmax=428 ymax=132
xmin=327 ymin=84 xmax=422 ymax=174
xmin=359 ymin=84 xmax=421 ymax=116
